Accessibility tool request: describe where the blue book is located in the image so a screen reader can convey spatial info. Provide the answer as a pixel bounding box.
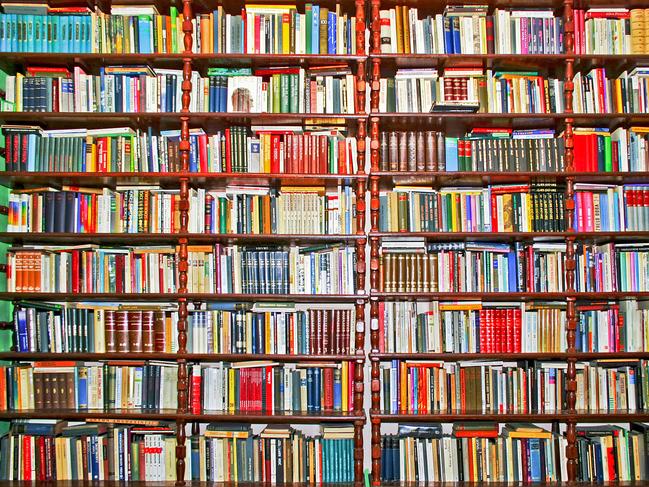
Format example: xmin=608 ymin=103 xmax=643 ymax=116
xmin=77 ymin=367 xmax=88 ymax=408
xmin=59 ymin=15 xmax=68 ymax=52
xmin=11 ymin=15 xmax=18 ymax=52
xmin=0 ymin=16 xmax=6 ymax=53
xmin=327 ymin=12 xmax=336 ymax=54
xmin=90 ymin=435 xmax=99 ymax=480
xmin=306 ymin=368 xmax=314 ymax=411
xmin=613 ymin=191 xmax=621 ymax=230
xmin=333 ymin=369 xmax=342 ymax=410
xmin=507 ymin=251 xmax=518 ymax=292
xmin=26 ymin=15 xmax=34 ymax=52
xmin=15 ymin=308 xmax=28 ymax=351
xmin=452 ymin=17 xmax=461 ymax=53
xmin=445 ymin=137 xmax=459 ymax=171
xmin=27 ymin=133 xmax=37 ymax=171
xmin=311 ymin=5 xmax=320 ymax=54
xmin=529 ymin=438 xmax=542 ymax=482
xmin=600 ymin=193 xmax=609 ymax=231
xmin=189 ymin=134 xmax=198 ymax=172
xmin=138 ymin=16 xmax=152 ymax=53
xmin=313 ymin=367 xmax=321 ymax=412
xmin=443 ymin=16 xmax=453 ymax=53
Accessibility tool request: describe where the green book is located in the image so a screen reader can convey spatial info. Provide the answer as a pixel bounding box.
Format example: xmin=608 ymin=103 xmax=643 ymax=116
xmin=280 ymin=74 xmax=290 ymax=113
xmin=272 ymin=74 xmax=281 ymax=113
xmin=604 ymin=134 xmax=613 ymax=172
xmin=288 ymin=74 xmax=299 ymax=113
xmin=305 ymin=4 xmax=312 ymax=54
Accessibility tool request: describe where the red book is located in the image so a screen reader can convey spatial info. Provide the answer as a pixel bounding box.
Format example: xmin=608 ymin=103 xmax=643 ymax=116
xmin=323 ymin=367 xmax=334 ymax=410
xmin=253 ymin=14 xmax=261 ymax=53
xmin=506 ymin=308 xmax=515 ymax=353
xmin=478 ymin=309 xmax=487 ymax=353
xmin=37 ymin=436 xmax=46 ymax=480
xmin=572 ymin=134 xmax=586 ymax=171
xmin=453 ymin=429 xmax=499 ymax=438
xmin=513 ymin=307 xmax=522 ymax=353
xmin=224 ymin=128 xmax=232 ymax=172
xmin=265 ymin=366 xmax=273 ymax=412
xmin=521 ymin=439 xmax=529 ymax=481
xmin=490 ymin=191 xmax=498 ymax=232
xmin=270 ymin=134 xmax=281 ymax=172
xmin=378 ymin=301 xmax=385 ymax=352
xmin=191 ymin=367 xmax=201 ymax=414
xmin=198 ymin=133 xmax=208 ymax=172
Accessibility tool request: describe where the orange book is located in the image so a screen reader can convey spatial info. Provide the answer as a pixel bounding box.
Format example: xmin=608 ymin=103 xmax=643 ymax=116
xmin=200 ymin=15 xmax=210 ymax=53
xmin=399 ymin=360 xmax=407 ymax=412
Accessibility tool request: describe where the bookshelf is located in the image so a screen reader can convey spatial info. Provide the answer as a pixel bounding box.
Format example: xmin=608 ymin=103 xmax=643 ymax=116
xmin=2 ymin=0 xmax=649 ymax=483
xmin=368 ymin=0 xmax=649 ymax=484
xmin=0 ymin=0 xmax=369 ymax=482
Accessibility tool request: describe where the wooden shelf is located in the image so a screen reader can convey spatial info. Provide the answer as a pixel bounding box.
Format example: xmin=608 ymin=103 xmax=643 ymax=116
xmin=0 ymin=232 xmax=365 ymax=245
xmin=0 ymin=52 xmax=366 ymax=70
xmin=370 ymin=352 xmax=649 ymax=361
xmin=0 ymin=352 xmax=366 ymax=362
xmin=371 ymin=410 xmax=649 ymax=422
xmin=0 ymin=292 xmax=366 ymax=302
xmin=370 ymin=231 xmax=649 ymax=243
xmin=0 ymin=171 xmax=366 ymax=189
xmin=371 ymin=292 xmax=649 ymax=301
xmin=370 ymin=171 xmax=649 ymax=186
xmin=0 ymin=409 xmax=365 ymax=422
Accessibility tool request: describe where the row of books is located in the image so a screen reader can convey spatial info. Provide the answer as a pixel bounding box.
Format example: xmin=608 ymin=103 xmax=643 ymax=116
xmin=573 ymin=183 xmax=649 ymax=232
xmin=573 ymin=67 xmax=649 ymax=114
xmin=381 ymin=423 xmax=569 ymax=483
xmin=378 ymin=183 xmax=566 ymax=233
xmin=1 ymin=360 xmax=178 ymax=410
xmin=185 ymin=185 xmax=356 ymax=235
xmin=187 ymin=304 xmax=355 ymax=356
xmin=0 ymin=420 xmax=357 ymax=482
xmin=377 ymin=359 xmax=649 ymax=414
xmin=193 ymin=66 xmax=358 ymax=114
xmin=379 ymin=128 xmax=564 ymax=173
xmin=0 ymin=2 xmax=362 ymax=55
xmin=379 ymin=300 xmax=649 ymax=354
xmin=1 ymin=125 xmax=360 ymax=174
xmin=379 ymin=301 xmax=546 ymax=355
xmin=5 ymin=185 xmax=356 ymax=235
xmin=378 ymin=6 xmax=564 ymax=55
xmin=380 ymin=240 xmax=649 ymax=294
xmin=379 ymin=69 xmax=565 ymax=114
xmin=4 ymin=66 xmax=184 ymax=113
xmin=195 ymin=4 xmax=359 ymax=55
xmin=2 ymin=64 xmax=361 ymax=114
xmin=187 ymin=424 xmax=355 ymax=483
xmin=8 ymin=244 xmax=357 ymax=295
xmin=379 ymin=241 xmax=565 ymax=294
xmin=0 ymin=421 xmax=180 ymax=481
xmin=574 ymin=8 xmax=649 ymax=55
xmin=12 ymin=301 xmax=356 ymax=356
xmin=189 ymin=361 xmax=355 ymax=413
xmin=572 ymin=127 xmax=649 ymax=173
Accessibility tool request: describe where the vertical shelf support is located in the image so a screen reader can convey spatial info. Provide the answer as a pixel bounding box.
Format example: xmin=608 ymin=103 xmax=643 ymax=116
xmin=562 ymin=0 xmax=578 ymax=480
xmin=176 ymin=0 xmax=194 ymax=483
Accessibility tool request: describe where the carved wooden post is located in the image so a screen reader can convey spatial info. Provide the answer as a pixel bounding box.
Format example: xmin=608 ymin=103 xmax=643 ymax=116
xmin=176 ymin=0 xmax=193 ymax=483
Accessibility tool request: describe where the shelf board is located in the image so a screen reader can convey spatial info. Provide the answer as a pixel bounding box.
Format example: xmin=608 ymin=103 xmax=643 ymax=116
xmin=371 ymin=410 xmax=649 ymax=422
xmin=0 ymin=171 xmax=366 ymax=189
xmin=0 ymin=232 xmax=365 ymax=245
xmin=0 ymin=293 xmax=366 ymax=303
xmin=370 ymin=352 xmax=649 ymax=361
xmin=371 ymin=112 xmax=649 ymax=130
xmin=0 ymin=409 xmax=364 ymax=423
xmin=370 ymin=171 xmax=649 ymax=186
xmin=0 ymin=52 xmax=366 ymax=69
xmin=370 ymin=292 xmax=649 ymax=301
xmin=370 ymin=231 xmax=649 ymax=243
xmin=0 ymin=352 xmax=366 ymax=362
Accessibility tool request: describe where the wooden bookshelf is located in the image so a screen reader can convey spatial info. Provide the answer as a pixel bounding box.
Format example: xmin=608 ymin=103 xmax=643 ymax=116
xmin=366 ymin=0 xmax=649 ymax=483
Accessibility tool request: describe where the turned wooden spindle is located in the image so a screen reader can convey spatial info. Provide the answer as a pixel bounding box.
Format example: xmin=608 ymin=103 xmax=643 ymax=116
xmin=370 ymin=0 xmax=381 ymax=54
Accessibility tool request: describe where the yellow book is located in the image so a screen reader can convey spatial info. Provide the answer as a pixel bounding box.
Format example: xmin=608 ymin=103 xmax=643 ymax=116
xmin=156 ymin=15 xmax=164 ymax=54
xmin=402 ymin=6 xmax=410 ymax=54
xmin=263 ymin=133 xmax=272 ymax=172
xmin=282 ymin=12 xmax=290 ymax=54
xmin=400 ymin=361 xmax=407 ymax=412
xmin=615 ymin=78 xmax=624 ymax=112
xmin=228 ymin=368 xmax=236 ymax=411
xmin=341 ymin=361 xmax=349 ymax=411
xmin=388 ymin=192 xmax=398 ymax=231
xmin=395 ymin=6 xmax=404 ymax=54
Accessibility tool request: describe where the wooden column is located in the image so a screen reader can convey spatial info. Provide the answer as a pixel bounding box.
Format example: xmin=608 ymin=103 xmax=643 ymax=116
xmin=562 ymin=0 xmax=578 ymax=481
xmin=176 ymin=0 xmax=193 ymax=483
